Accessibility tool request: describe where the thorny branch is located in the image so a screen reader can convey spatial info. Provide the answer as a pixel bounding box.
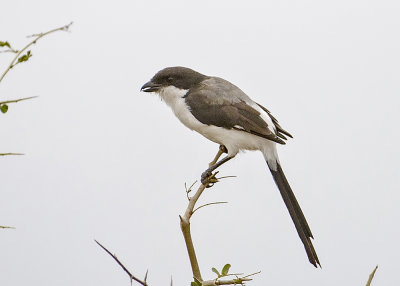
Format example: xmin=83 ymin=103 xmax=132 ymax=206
xmin=95 ymin=149 xmax=258 ymax=285
xmin=180 ymin=169 xmax=221 ymax=281
xmin=180 ymin=181 xmax=208 ymax=281
xmin=95 ymin=240 xmax=149 ymax=286
xmin=180 ymin=150 xmax=259 ymax=285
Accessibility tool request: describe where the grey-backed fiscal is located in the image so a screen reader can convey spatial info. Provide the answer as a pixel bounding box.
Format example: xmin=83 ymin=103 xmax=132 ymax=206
xmin=141 ymin=66 xmax=320 ymax=267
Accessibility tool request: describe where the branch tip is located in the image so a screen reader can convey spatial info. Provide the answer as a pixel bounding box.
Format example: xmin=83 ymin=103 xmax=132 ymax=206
xmin=366 ymin=265 xmax=378 ymax=286
xmin=0 ymin=95 xmax=38 ymax=105
xmin=95 ymin=239 xmax=148 ymax=286
xmin=0 ymin=22 xmax=73 ymax=84
xmin=0 ymin=153 xmax=25 ymax=156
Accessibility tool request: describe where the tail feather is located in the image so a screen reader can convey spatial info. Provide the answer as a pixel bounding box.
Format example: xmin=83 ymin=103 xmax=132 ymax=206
xmin=268 ymin=161 xmax=320 ymax=267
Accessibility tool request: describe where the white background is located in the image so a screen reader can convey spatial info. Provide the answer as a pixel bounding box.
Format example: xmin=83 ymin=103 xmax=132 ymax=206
xmin=1 ymin=1 xmax=399 ymax=285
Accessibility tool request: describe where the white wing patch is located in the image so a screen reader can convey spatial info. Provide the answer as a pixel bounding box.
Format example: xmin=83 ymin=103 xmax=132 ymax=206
xmin=248 ymin=102 xmax=277 ymax=134
xmin=233 ymin=125 xmax=246 ymax=130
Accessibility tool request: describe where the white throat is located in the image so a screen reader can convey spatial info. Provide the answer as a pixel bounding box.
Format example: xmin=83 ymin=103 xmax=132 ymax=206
xmin=158 ymin=86 xmax=189 ymax=107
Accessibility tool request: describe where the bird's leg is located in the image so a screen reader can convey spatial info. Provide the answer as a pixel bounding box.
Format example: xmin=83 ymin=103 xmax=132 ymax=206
xmin=209 ymin=145 xmax=228 ymax=167
xmin=201 ymin=154 xmax=233 ymax=185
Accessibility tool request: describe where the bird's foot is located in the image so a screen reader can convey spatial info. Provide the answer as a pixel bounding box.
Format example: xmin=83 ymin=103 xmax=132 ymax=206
xmin=201 ymin=169 xmax=219 ymax=187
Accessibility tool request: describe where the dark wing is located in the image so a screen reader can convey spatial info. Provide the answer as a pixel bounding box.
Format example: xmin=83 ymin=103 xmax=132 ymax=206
xmin=184 ymin=83 xmax=286 ymax=144
xmin=256 ymin=103 xmax=293 ymax=140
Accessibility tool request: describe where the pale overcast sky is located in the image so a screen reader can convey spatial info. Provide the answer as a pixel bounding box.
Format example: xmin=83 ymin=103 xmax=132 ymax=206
xmin=1 ymin=1 xmax=400 ymax=285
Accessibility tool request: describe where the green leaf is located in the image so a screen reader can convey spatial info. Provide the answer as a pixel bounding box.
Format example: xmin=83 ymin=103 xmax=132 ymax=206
xmin=0 ymin=41 xmax=11 ymax=48
xmin=17 ymin=50 xmax=32 ymax=63
xmin=212 ymin=267 xmax=221 ymax=277
xmin=1 ymin=104 xmax=8 ymax=114
xmin=221 ymin=264 xmax=231 ymax=276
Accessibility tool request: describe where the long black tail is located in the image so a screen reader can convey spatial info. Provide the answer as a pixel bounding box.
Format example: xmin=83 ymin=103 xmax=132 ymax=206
xmin=268 ymin=161 xmax=320 ymax=267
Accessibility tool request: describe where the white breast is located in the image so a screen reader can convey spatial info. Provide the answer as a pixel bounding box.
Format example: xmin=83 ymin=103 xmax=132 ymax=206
xmin=159 ymin=86 xmax=205 ymax=131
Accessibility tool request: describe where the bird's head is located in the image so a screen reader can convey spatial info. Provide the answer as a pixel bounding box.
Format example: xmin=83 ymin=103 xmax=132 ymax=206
xmin=141 ymin=66 xmax=208 ymax=93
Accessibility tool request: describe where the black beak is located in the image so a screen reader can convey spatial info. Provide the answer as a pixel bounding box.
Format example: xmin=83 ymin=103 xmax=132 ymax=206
xmin=141 ymin=81 xmax=161 ymax=92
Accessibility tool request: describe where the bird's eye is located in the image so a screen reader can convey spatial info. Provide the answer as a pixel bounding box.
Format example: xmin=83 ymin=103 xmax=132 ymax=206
xmin=167 ymin=76 xmax=174 ymax=83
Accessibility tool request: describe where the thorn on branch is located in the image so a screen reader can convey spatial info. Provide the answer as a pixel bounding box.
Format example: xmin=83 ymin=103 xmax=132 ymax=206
xmin=27 ymin=21 xmax=74 ymax=38
xmin=0 ymin=95 xmax=38 ymax=105
xmin=185 ymin=181 xmax=197 ymax=200
xmin=94 ymin=240 xmax=149 ymax=286
xmin=0 ymin=153 xmax=24 ymax=156
xmin=366 ymin=265 xmax=378 ymax=286
xmin=216 ymin=175 xmax=237 ymax=180
xmin=192 ymin=201 xmax=228 ymax=214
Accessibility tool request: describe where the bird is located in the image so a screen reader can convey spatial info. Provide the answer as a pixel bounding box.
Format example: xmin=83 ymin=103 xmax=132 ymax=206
xmin=141 ymin=66 xmax=320 ymax=267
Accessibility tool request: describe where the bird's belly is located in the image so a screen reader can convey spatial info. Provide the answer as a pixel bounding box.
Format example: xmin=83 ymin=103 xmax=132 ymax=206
xmin=198 ymin=125 xmax=268 ymax=155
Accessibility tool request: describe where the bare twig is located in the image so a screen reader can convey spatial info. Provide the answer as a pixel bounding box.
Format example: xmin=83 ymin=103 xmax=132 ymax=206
xmin=0 ymin=49 xmax=18 ymax=54
xmin=216 ymin=175 xmax=236 ymax=180
xmin=0 ymin=22 xmax=73 ymax=85
xmin=0 ymin=226 xmax=15 ymax=229
xmin=95 ymin=240 xmax=148 ymax=286
xmin=0 ymin=153 xmax=24 ymax=156
xmin=193 ymin=201 xmax=228 ymax=214
xmin=185 ymin=181 xmax=197 ymax=200
xmin=241 ymin=271 xmax=261 ymax=279
xmin=366 ymin=265 xmax=378 ymax=286
xmin=0 ymin=96 xmax=38 ymax=105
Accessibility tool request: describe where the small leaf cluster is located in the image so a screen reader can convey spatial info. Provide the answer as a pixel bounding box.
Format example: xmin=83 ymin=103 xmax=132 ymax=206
xmin=191 ymin=264 xmax=232 ymax=286
xmin=0 ymin=41 xmax=11 ymax=49
xmin=0 ymin=40 xmax=18 ymax=54
xmin=1 ymin=104 xmax=8 ymax=114
xmin=1 ymin=40 xmax=32 ymax=67
xmin=212 ymin=264 xmax=231 ymax=278
xmin=17 ymin=50 xmax=32 ymax=64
